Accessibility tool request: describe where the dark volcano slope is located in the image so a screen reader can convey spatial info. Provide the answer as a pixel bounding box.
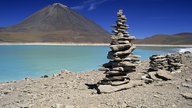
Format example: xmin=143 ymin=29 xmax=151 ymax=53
xmin=0 ymin=3 xmax=110 ymax=43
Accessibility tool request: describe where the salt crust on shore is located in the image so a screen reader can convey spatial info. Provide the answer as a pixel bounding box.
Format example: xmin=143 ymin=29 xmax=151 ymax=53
xmin=0 ymin=42 xmax=192 ymax=47
xmin=0 ymin=53 xmax=192 ymax=108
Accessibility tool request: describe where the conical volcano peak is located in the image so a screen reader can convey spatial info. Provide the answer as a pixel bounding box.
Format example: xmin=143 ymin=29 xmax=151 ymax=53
xmin=0 ymin=3 xmax=110 ymax=43
xmin=52 ymin=3 xmax=68 ymax=8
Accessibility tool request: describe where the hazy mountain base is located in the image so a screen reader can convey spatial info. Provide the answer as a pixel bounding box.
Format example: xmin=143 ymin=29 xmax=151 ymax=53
xmin=0 ymin=31 xmax=110 ymax=43
xmin=1 ymin=32 xmax=191 ymax=44
xmin=0 ymin=53 xmax=192 ymax=108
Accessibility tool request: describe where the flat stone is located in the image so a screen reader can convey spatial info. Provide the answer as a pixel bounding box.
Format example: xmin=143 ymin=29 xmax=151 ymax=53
xmin=119 ymin=61 xmax=138 ymax=67
xmin=103 ymin=61 xmax=137 ymax=68
xmin=118 ymin=36 xmax=136 ymax=40
xmin=119 ymin=15 xmax=127 ymax=20
xmin=98 ymin=80 xmax=143 ymax=93
xmin=182 ymin=83 xmax=192 ymax=88
xmin=118 ymin=40 xmax=130 ymax=44
xmin=112 ymin=30 xmax=118 ymax=33
xmin=117 ymin=28 xmax=127 ymax=32
xmin=119 ymin=26 xmax=128 ymax=30
xmin=116 ymin=21 xmax=123 ymax=26
xmin=148 ymin=72 xmax=162 ymax=81
xmin=105 ymin=71 xmax=127 ymax=76
xmin=117 ymin=10 xmax=123 ymax=15
xmin=171 ymin=69 xmax=181 ymax=73
xmin=170 ymin=63 xmax=183 ymax=66
xmin=108 ymin=54 xmax=139 ymax=61
xmin=150 ymin=55 xmax=166 ymax=60
xmin=41 ymin=75 xmax=49 ymax=78
xmin=156 ymin=70 xmax=173 ymax=80
xmin=117 ymin=19 xmax=126 ymax=23
xmin=111 ymin=35 xmax=118 ymax=40
xmin=181 ymin=93 xmax=192 ymax=99
xmin=114 ymin=45 xmax=136 ymax=56
xmin=153 ymin=58 xmax=167 ymax=62
xmin=112 ymin=67 xmax=124 ymax=71
xmin=52 ymin=103 xmax=64 ymax=108
xmin=120 ymin=57 xmax=139 ymax=61
xmin=129 ymin=55 xmax=141 ymax=58
xmin=141 ymin=75 xmax=153 ymax=83
xmin=98 ymin=68 xmax=109 ymax=71
xmin=185 ymin=79 xmax=192 ymax=82
xmin=104 ymin=76 xmax=130 ymax=81
xmin=111 ymin=80 xmax=129 ymax=86
xmin=110 ymin=44 xmax=131 ymax=51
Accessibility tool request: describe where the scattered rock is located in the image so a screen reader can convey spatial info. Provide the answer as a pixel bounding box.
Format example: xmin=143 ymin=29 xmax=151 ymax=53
xmin=153 ymin=95 xmax=160 ymax=98
xmin=1 ymin=91 xmax=9 ymax=95
xmin=41 ymin=75 xmax=49 ymax=78
xmin=142 ymin=70 xmax=173 ymax=83
xmin=141 ymin=75 xmax=153 ymax=83
xmin=25 ymin=77 xmax=31 ymax=81
xmin=185 ymin=79 xmax=192 ymax=82
xmin=111 ymin=80 xmax=129 ymax=86
xmin=61 ymin=69 xmax=70 ymax=73
xmin=184 ymin=51 xmax=191 ymax=54
xmin=182 ymin=83 xmax=192 ymax=88
xmin=51 ymin=103 xmax=64 ymax=108
xmin=181 ymin=93 xmax=192 ymax=99
xmin=148 ymin=72 xmax=162 ymax=81
xmin=156 ymin=70 xmax=173 ymax=80
xmin=98 ymin=80 xmax=143 ymax=93
xmin=20 ymin=106 xmax=28 ymax=108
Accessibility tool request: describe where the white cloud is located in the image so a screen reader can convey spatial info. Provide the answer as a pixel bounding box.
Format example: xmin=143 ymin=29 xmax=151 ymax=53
xmin=71 ymin=5 xmax=84 ymax=10
xmin=84 ymin=0 xmax=97 ymax=4
xmin=88 ymin=4 xmax=95 ymax=11
xmin=88 ymin=0 xmax=108 ymax=11
xmin=71 ymin=0 xmax=110 ymax=11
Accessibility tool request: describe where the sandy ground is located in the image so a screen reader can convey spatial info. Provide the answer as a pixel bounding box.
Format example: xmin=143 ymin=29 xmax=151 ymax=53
xmin=0 ymin=53 xmax=192 ymax=108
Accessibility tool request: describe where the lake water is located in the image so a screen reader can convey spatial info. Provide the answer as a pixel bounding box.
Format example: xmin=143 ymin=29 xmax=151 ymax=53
xmin=0 ymin=45 xmax=183 ymax=82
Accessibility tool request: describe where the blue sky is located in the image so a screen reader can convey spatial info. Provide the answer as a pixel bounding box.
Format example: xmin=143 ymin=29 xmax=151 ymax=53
xmin=0 ymin=0 xmax=191 ymax=39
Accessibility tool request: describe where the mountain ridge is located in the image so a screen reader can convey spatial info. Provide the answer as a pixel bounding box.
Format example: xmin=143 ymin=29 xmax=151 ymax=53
xmin=135 ymin=32 xmax=192 ymax=45
xmin=0 ymin=3 xmax=110 ymax=43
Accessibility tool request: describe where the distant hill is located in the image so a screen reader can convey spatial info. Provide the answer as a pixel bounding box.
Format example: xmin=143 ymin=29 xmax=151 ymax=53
xmin=0 ymin=3 xmax=110 ymax=43
xmin=135 ymin=33 xmax=192 ymax=45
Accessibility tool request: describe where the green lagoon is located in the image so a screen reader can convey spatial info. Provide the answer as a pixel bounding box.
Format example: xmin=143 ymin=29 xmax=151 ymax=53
xmin=0 ymin=45 xmax=184 ymax=82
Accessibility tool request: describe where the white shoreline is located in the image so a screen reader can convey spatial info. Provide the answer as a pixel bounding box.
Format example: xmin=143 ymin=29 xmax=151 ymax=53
xmin=0 ymin=42 xmax=109 ymax=46
xmin=135 ymin=44 xmax=192 ymax=47
xmin=0 ymin=43 xmax=192 ymax=47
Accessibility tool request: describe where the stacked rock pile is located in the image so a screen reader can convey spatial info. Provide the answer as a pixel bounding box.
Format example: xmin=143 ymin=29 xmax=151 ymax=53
xmin=149 ymin=55 xmax=168 ymax=71
xmin=99 ymin=10 xmax=139 ymax=86
xmin=167 ymin=54 xmax=182 ymax=72
xmin=149 ymin=53 xmax=182 ymax=72
xmin=141 ymin=53 xmax=183 ymax=83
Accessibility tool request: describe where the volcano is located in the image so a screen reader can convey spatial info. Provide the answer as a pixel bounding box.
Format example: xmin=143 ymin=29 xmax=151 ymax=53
xmin=0 ymin=3 xmax=110 ymax=43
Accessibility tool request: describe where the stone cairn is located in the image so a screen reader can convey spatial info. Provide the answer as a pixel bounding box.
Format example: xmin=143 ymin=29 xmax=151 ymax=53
xmin=149 ymin=53 xmax=182 ymax=72
xmin=99 ymin=10 xmax=139 ymax=86
xmin=142 ymin=53 xmax=183 ymax=83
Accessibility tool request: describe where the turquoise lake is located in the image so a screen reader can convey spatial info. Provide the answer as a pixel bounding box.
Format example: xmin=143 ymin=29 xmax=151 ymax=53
xmin=0 ymin=45 xmax=181 ymax=82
